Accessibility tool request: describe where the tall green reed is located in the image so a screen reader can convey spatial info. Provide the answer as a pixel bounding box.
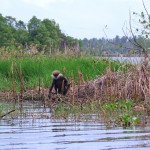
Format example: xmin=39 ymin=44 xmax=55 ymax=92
xmin=0 ymin=55 xmax=125 ymax=91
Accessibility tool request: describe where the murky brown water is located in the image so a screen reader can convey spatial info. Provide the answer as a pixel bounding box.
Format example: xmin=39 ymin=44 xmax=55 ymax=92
xmin=0 ymin=102 xmax=150 ymax=150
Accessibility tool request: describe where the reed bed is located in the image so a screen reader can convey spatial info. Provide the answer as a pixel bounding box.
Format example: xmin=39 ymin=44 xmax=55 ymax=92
xmin=0 ymin=53 xmax=150 ymax=127
xmin=47 ymin=61 xmax=150 ymax=127
xmin=0 ymin=53 xmax=149 ymax=106
xmin=0 ymin=56 xmax=149 ymax=103
xmin=43 ymin=60 xmax=149 ymax=103
xmin=0 ymin=54 xmax=122 ymax=92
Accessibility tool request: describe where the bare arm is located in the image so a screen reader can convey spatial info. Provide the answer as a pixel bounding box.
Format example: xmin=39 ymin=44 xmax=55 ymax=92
xmin=49 ymin=80 xmax=54 ymax=93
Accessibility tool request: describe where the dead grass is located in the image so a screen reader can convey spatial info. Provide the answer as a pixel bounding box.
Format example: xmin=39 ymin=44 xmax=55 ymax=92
xmin=1 ymin=61 xmax=149 ymax=106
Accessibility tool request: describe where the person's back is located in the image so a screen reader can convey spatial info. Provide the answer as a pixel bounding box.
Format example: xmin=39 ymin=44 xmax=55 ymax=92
xmin=53 ymin=73 xmax=68 ymax=94
xmin=48 ymin=70 xmax=70 ymax=98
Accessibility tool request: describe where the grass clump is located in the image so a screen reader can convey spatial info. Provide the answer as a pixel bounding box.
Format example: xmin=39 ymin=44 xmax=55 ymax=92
xmin=0 ymin=55 xmax=125 ymax=91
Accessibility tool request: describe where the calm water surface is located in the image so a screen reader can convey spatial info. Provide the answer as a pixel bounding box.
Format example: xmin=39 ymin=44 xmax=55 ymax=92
xmin=106 ymin=56 xmax=145 ymax=64
xmin=0 ymin=102 xmax=150 ymax=150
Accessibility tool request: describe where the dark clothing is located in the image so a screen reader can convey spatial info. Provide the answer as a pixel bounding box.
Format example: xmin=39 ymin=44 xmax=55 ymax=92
xmin=49 ymin=74 xmax=69 ymax=95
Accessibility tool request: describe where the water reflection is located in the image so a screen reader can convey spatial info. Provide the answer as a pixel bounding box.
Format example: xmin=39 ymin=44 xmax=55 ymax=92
xmin=0 ymin=102 xmax=150 ymax=150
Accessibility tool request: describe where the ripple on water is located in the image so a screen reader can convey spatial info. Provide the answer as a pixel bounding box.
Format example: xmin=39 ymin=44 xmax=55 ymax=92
xmin=0 ymin=104 xmax=150 ymax=150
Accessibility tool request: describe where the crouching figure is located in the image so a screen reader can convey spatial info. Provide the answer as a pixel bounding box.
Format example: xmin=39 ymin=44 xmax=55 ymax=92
xmin=48 ymin=70 xmax=70 ymax=98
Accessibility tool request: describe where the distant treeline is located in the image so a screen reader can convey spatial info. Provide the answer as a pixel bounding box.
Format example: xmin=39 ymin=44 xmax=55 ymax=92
xmin=0 ymin=13 xmax=150 ymax=55
xmin=0 ymin=14 xmax=80 ymax=53
xmin=82 ymin=36 xmax=150 ymax=55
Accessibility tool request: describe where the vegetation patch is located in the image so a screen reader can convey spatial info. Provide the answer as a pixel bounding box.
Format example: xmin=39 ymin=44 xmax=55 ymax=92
xmin=0 ymin=54 xmax=149 ymax=128
xmin=0 ymin=55 xmax=123 ymax=93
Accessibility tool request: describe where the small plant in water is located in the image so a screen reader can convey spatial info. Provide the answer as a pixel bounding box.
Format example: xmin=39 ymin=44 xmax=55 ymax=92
xmin=116 ymin=113 xmax=140 ymax=127
xmin=101 ymin=100 xmax=140 ymax=127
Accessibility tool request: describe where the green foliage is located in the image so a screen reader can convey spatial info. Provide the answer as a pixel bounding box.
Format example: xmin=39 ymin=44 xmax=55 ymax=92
xmin=133 ymin=3 xmax=150 ymax=39
xmin=116 ymin=113 xmax=140 ymax=127
xmin=0 ymin=55 xmax=123 ymax=91
xmin=0 ymin=13 xmax=79 ymax=52
xmin=51 ymin=99 xmax=141 ymax=127
xmin=101 ymin=100 xmax=140 ymax=127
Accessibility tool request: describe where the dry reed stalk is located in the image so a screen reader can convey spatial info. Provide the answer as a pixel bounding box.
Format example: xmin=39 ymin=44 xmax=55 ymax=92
xmin=11 ymin=62 xmax=17 ymax=101
xmin=40 ymin=80 xmax=47 ymax=106
xmin=149 ymin=77 xmax=150 ymax=96
xmin=125 ymin=74 xmax=130 ymax=99
xmin=15 ymin=64 xmax=25 ymax=99
xmin=136 ymin=78 xmax=140 ymax=99
xmin=62 ymin=80 xmax=64 ymax=92
xmin=5 ymin=78 xmax=10 ymax=101
xmin=139 ymin=64 xmax=150 ymax=102
xmin=38 ymin=76 xmax=41 ymax=95
xmin=86 ymin=74 xmax=89 ymax=81
xmin=77 ymin=74 xmax=90 ymax=101
xmin=106 ymin=77 xmax=109 ymax=101
xmin=133 ymin=75 xmax=137 ymax=97
xmin=31 ymin=90 xmax=34 ymax=101
xmin=113 ymin=80 xmax=117 ymax=100
xmin=78 ymin=70 xmax=82 ymax=86
xmin=7 ymin=92 xmax=10 ymax=101
xmin=100 ymin=81 xmax=103 ymax=101
xmin=62 ymin=67 xmax=66 ymax=76
xmin=109 ymin=69 xmax=113 ymax=101
xmin=71 ymin=71 xmax=75 ymax=104
xmin=117 ymin=79 xmax=120 ymax=99
xmin=106 ymin=66 xmax=111 ymax=101
xmin=42 ymin=89 xmax=46 ymax=108
xmin=94 ymin=80 xmax=97 ymax=100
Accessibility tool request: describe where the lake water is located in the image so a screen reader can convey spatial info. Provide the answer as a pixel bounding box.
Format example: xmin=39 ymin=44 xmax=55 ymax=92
xmin=0 ymin=102 xmax=150 ymax=150
xmin=105 ymin=56 xmax=145 ymax=64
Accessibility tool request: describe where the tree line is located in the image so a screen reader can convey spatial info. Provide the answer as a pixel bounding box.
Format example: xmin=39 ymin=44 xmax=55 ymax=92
xmin=0 ymin=14 xmax=80 ymax=53
xmin=82 ymin=35 xmax=150 ymax=56
xmin=0 ymin=10 xmax=149 ymax=56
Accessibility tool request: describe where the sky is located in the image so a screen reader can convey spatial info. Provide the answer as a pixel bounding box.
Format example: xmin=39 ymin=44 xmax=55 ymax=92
xmin=0 ymin=0 xmax=149 ymax=39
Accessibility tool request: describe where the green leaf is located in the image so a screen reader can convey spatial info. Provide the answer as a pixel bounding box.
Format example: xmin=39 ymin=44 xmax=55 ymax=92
xmin=141 ymin=12 xmax=144 ymax=18
xmin=141 ymin=20 xmax=146 ymax=24
xmin=118 ymin=43 xmax=122 ymax=48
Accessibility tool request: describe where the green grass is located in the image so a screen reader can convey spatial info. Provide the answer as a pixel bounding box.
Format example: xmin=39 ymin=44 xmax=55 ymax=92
xmin=0 ymin=55 xmax=129 ymax=91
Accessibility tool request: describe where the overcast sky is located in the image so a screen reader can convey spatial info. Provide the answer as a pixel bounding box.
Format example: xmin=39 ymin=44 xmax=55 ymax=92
xmin=0 ymin=0 xmax=149 ymax=39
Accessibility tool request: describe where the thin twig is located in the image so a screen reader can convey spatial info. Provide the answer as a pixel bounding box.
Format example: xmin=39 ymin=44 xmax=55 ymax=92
xmin=142 ymin=0 xmax=149 ymax=18
xmin=0 ymin=110 xmax=16 ymax=119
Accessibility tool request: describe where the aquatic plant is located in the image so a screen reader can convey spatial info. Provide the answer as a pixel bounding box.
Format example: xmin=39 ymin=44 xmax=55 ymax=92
xmin=101 ymin=100 xmax=141 ymax=127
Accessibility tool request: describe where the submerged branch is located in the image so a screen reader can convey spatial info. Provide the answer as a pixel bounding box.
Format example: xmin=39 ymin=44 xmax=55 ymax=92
xmin=0 ymin=109 xmax=16 ymax=119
